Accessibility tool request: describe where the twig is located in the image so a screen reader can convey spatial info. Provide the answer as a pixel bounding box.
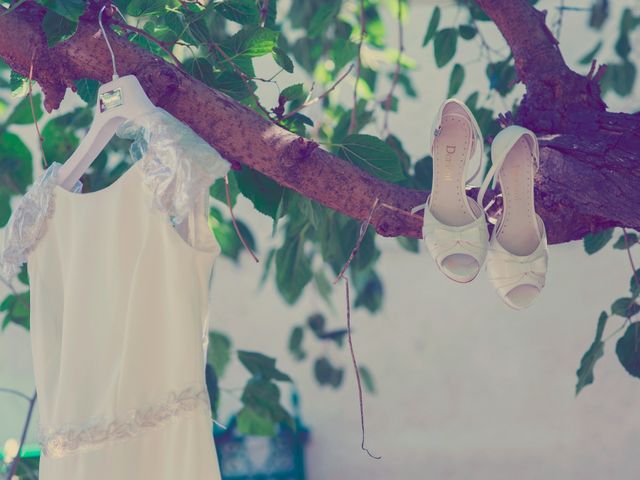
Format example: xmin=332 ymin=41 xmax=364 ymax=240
xmin=343 ymin=277 xmax=381 ymax=460
xmin=225 ymin=175 xmax=259 ymax=263
xmin=0 ymin=387 xmax=31 ymax=402
xmin=348 ymin=0 xmax=366 ymax=135
xmin=281 ymin=64 xmax=354 ymax=121
xmin=5 ymin=389 xmax=37 ymax=480
xmin=28 ymin=49 xmax=46 ymax=168
xmin=259 ymin=0 xmax=270 ymax=27
xmin=334 ymin=197 xmax=379 ymax=284
xmin=382 ymin=0 xmax=404 ymax=135
xmin=554 ymin=0 xmax=565 ymax=40
xmin=623 ymin=228 xmax=640 ymax=302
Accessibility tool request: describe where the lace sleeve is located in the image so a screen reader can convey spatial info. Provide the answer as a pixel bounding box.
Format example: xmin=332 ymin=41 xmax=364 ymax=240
xmin=115 ymin=107 xmax=231 ymax=225
xmin=0 ymin=163 xmax=82 ymax=282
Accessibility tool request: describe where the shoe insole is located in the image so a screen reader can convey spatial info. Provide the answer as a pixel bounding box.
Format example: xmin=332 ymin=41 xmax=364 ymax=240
xmin=496 ymin=136 xmax=540 ymax=256
xmin=430 ymin=108 xmax=476 ymax=227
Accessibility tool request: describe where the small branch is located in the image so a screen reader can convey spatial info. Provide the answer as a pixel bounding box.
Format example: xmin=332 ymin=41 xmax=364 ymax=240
xmin=623 ymin=228 xmax=640 ymax=298
xmin=5 ymin=389 xmax=37 ymax=480
xmin=348 ymin=0 xmax=366 ymax=135
xmin=334 ymin=197 xmax=379 ymax=284
xmin=28 ymin=49 xmax=46 ymax=168
xmin=259 ymin=0 xmax=270 ymax=27
xmin=342 ymin=277 xmax=381 ymax=460
xmin=382 ymin=0 xmax=404 ymax=135
xmin=281 ymin=64 xmax=354 ymax=121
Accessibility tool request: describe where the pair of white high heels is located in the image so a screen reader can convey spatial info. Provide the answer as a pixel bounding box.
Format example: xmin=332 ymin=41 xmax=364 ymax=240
xmin=412 ymin=98 xmax=548 ymax=310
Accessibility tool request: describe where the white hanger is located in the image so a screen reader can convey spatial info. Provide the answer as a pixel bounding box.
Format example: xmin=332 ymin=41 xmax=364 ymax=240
xmin=57 ymin=5 xmax=157 ymax=191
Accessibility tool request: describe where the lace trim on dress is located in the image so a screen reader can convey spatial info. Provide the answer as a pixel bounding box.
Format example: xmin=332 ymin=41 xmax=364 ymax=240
xmin=116 ymin=107 xmax=231 ymax=225
xmin=39 ymin=385 xmax=212 ymax=459
xmin=0 ymin=163 xmax=82 ymax=282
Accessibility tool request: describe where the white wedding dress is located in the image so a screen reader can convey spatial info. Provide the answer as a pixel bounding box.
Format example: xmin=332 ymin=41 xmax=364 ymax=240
xmin=0 ymin=107 xmax=231 ymax=479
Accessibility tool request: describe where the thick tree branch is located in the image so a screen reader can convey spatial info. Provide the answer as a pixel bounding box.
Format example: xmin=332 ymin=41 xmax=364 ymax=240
xmin=475 ymin=0 xmax=640 ymax=240
xmin=0 ymin=2 xmax=638 ymax=245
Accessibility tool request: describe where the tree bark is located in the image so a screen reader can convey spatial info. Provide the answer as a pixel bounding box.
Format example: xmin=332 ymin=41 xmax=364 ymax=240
xmin=0 ymin=1 xmax=638 ymax=245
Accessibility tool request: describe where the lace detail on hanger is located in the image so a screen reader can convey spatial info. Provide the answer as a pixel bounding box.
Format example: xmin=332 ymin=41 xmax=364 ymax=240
xmin=39 ymin=384 xmax=212 ymax=459
xmin=116 ymin=107 xmax=231 ymax=225
xmin=0 ymin=163 xmax=82 ymax=282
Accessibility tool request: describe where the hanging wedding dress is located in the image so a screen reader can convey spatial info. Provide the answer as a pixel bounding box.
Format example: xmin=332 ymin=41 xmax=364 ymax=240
xmin=0 ymin=106 xmax=230 ymax=479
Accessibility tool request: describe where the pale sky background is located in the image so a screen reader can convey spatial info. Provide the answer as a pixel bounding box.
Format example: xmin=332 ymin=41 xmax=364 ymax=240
xmin=1 ymin=1 xmax=640 ymax=479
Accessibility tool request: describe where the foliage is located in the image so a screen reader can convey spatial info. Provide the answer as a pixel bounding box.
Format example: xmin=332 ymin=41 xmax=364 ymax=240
xmin=0 ymin=0 xmax=639 ymax=449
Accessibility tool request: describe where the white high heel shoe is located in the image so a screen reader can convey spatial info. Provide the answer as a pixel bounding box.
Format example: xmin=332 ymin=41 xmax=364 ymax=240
xmin=412 ymin=98 xmax=489 ymax=283
xmin=478 ymin=125 xmax=549 ymax=309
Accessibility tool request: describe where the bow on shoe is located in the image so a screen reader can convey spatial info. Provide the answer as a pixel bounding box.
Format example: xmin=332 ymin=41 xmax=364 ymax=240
xmin=487 ymin=248 xmax=548 ymax=290
xmin=424 ymin=220 xmax=488 ymax=262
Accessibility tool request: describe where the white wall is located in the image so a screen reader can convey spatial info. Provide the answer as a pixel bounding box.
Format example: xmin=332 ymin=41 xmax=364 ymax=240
xmin=2 ymin=1 xmax=640 ymax=478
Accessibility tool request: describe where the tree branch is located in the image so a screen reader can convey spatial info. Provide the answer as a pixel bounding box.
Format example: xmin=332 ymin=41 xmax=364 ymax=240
xmin=0 ymin=2 xmax=638 ymax=245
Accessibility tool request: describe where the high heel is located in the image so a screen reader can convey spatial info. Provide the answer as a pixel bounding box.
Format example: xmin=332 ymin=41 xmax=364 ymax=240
xmin=478 ymin=126 xmax=549 ymax=309
xmin=412 ymin=98 xmax=489 ymax=283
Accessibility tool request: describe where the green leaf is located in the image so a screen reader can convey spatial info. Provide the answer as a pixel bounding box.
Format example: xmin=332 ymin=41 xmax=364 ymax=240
xmin=486 ymin=59 xmax=516 ymax=95
xmin=237 ymin=350 xmax=292 ymax=381
xmin=236 ymin=406 xmax=276 ymax=436
xmin=583 ymin=228 xmax=614 ymax=254
xmin=222 ymin=27 xmax=279 ymax=58
xmin=210 ymin=71 xmax=250 ymax=100
xmin=235 ymin=167 xmax=285 ymax=219
xmin=421 ymin=6 xmax=440 ymax=47
xmin=396 ymin=236 xmax=419 ymax=253
xmin=125 ymin=0 xmax=169 ymax=17
xmin=589 ymin=0 xmax=608 ymax=29
xmin=602 ymin=61 xmax=637 ymax=97
xmin=575 ymin=311 xmax=608 ymax=395
xmin=314 ymin=356 xmax=343 ymax=388
xmin=616 ymin=323 xmax=640 ymax=379
xmin=578 ymin=41 xmax=603 ymax=66
xmin=37 ymin=0 xmax=86 ymax=21
xmin=7 ymin=93 xmax=43 ymax=125
xmin=433 ymin=28 xmax=458 ymax=68
xmin=458 ymin=24 xmax=477 ymax=40
xmin=275 ymin=236 xmax=313 ymax=304
xmin=359 ymin=366 xmax=375 ymax=394
xmin=308 ymin=2 xmax=340 ymax=39
xmin=10 ymin=71 xmax=28 ymax=98
xmin=630 ymin=269 xmax=640 ymax=298
xmin=615 ymin=34 xmax=631 ymax=59
xmin=210 ymin=173 xmax=239 ymax=207
xmin=353 ymin=269 xmax=383 ymax=313
xmin=337 ymin=134 xmax=405 ymax=182
xmin=0 ymin=132 xmax=33 ymax=193
xmin=214 ymin=0 xmax=261 ymax=25
xmin=613 ymin=232 xmax=638 ymax=249
xmin=42 ymin=114 xmax=80 ymax=164
xmin=447 ymin=63 xmax=465 ymax=97
xmin=611 ymin=297 xmax=640 ymax=318
xmin=0 ymin=191 xmax=11 ymax=228
xmin=42 ymin=10 xmax=77 ymax=46
xmin=74 ymin=78 xmax=100 ymax=105
xmin=280 ymin=83 xmax=305 ymax=102
xmin=288 ymin=326 xmax=306 ymax=361
xmin=272 ymin=47 xmax=294 ymax=73
xmin=207 ymin=331 xmax=232 ymax=378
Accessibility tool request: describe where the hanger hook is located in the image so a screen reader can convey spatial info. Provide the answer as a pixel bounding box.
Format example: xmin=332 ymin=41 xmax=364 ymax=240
xmin=98 ymin=5 xmax=119 ymax=80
